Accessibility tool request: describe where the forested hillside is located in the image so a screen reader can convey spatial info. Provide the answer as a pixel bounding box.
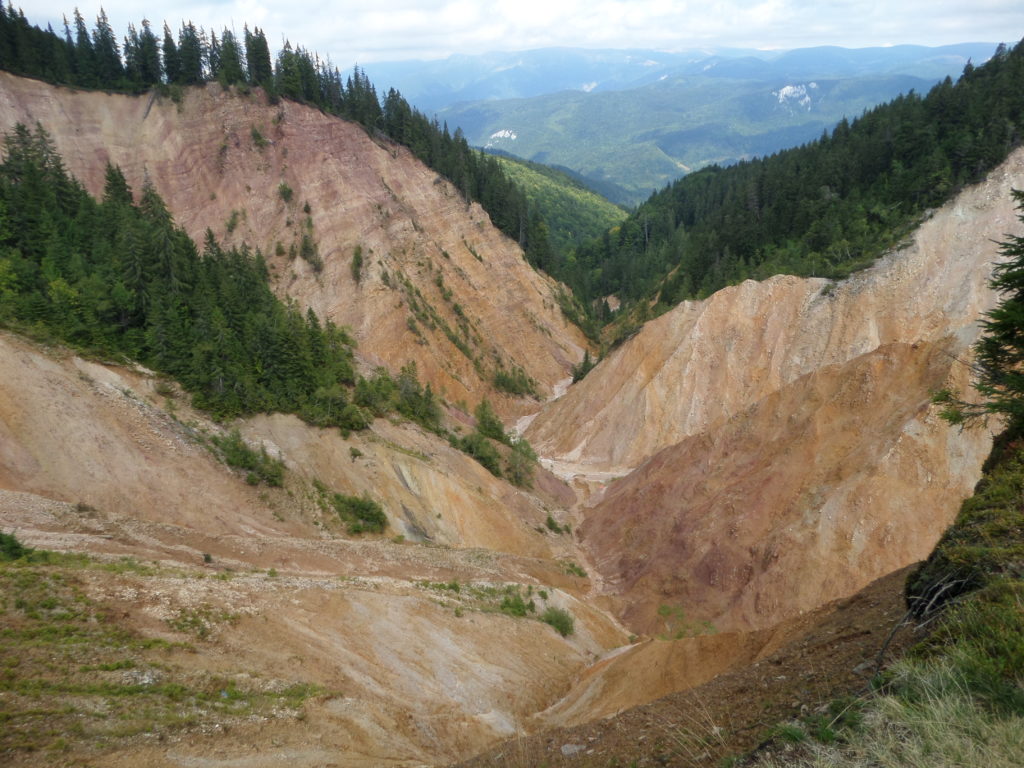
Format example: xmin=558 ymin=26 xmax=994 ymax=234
xmin=0 ymin=5 xmax=555 ymax=270
xmin=555 ymin=39 xmax=1024 ymax=323
xmin=490 ymin=153 xmax=627 ymax=259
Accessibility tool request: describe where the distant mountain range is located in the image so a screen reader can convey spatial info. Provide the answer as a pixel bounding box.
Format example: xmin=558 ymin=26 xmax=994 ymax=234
xmin=364 ymin=43 xmax=1000 ymax=205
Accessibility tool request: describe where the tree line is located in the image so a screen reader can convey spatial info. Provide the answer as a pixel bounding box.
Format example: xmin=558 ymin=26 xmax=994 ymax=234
xmin=0 ymin=5 xmax=552 ymax=268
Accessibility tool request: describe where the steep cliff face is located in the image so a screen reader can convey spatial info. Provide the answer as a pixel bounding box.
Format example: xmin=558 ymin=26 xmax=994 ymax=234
xmin=528 ymin=150 xmax=1024 ymax=473
xmin=531 ymin=147 xmax=1024 ymax=635
xmin=0 ymin=73 xmax=586 ymax=415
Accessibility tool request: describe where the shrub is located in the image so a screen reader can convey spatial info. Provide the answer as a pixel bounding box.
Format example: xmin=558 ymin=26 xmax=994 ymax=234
xmin=541 ymin=606 xmax=574 ymax=636
xmin=299 ymin=233 xmax=322 ymax=272
xmin=0 ymin=531 xmax=30 ymax=561
xmin=251 ymin=125 xmax=269 ymax=148
xmin=351 ymin=245 xmax=363 ymax=283
xmin=571 ymin=350 xmax=597 ymax=383
xmin=338 ymin=403 xmax=372 ymax=431
xmin=458 ymin=432 xmax=503 ymax=477
xmin=330 ymin=493 xmax=387 ymax=534
xmin=500 ymin=592 xmax=530 ymax=617
xmin=506 ymin=437 xmax=538 ymax=488
xmin=209 ymin=429 xmax=284 ymax=487
xmin=493 ymin=365 xmax=538 ymax=397
xmin=277 ymin=182 xmax=293 ymax=203
xmin=474 ymin=399 xmax=506 ymax=443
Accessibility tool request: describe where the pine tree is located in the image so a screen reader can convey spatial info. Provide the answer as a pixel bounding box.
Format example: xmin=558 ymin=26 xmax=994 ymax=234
xmin=161 ymin=22 xmax=179 ymax=83
xmin=217 ymin=29 xmax=244 ymax=85
xmin=244 ymin=25 xmax=271 ymax=87
xmin=91 ymin=8 xmax=122 ymax=85
xmin=935 ymin=190 xmax=1024 ymax=425
xmin=72 ymin=8 xmax=96 ymax=86
xmin=176 ymin=21 xmax=203 ymax=85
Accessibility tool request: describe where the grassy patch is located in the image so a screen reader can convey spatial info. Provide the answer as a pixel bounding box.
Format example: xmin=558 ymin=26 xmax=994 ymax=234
xmin=418 ymin=581 xmax=574 ymax=635
xmin=540 ymin=606 xmax=575 ymax=637
xmin=166 ymin=604 xmax=239 ymax=640
xmin=312 ymin=479 xmax=387 ymax=534
xmin=0 ymin=546 xmax=322 ymax=757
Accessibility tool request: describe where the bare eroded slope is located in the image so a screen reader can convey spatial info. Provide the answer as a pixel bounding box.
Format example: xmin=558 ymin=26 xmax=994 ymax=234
xmin=0 ymin=73 xmax=586 ymax=414
xmin=0 ymin=330 xmax=625 ymax=766
xmin=528 ymin=148 xmax=1024 ymax=637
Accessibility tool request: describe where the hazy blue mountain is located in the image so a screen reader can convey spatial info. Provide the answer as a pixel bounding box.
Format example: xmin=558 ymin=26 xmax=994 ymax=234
xmin=363 ymin=43 xmax=996 ymax=112
xmin=364 ymin=43 xmax=999 ymax=206
xmin=362 ymin=47 xmax=765 ymax=111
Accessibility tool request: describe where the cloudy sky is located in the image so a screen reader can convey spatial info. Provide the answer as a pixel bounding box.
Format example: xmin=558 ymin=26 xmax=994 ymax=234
xmin=26 ymin=1 xmax=1024 ymax=65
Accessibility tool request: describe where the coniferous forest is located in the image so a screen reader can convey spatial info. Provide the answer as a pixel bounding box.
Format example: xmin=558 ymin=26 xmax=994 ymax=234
xmin=2 ymin=118 xmax=547 ymax=490
xmin=0 ymin=123 xmax=366 ymax=425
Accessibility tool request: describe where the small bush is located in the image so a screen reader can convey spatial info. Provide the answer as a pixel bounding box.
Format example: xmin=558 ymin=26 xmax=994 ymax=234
xmin=458 ymin=432 xmax=503 ymax=477
xmin=493 ymin=365 xmax=538 ymax=397
xmin=277 ymin=182 xmax=293 ymax=203
xmin=1 ymin=531 xmax=30 ymax=561
xmin=330 ymin=493 xmax=387 ymax=534
xmin=541 ymin=606 xmax=574 ymax=636
xmin=209 ymin=430 xmax=284 ymax=487
xmin=154 ymin=379 xmax=175 ymax=397
xmin=299 ymin=233 xmax=322 ymax=272
xmin=500 ymin=593 xmax=529 ymax=617
xmin=338 ymin=403 xmax=372 ymax=431
xmin=571 ymin=350 xmax=597 ymax=383
xmin=251 ymin=125 xmax=269 ymax=148
xmin=562 ymin=561 xmax=587 ymax=578
xmin=474 ymin=399 xmax=507 ymax=443
xmin=351 ymin=245 xmax=363 ymax=283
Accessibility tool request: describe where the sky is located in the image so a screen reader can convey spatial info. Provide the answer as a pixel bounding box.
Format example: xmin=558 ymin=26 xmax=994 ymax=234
xmin=24 ymin=1 xmax=1024 ymax=65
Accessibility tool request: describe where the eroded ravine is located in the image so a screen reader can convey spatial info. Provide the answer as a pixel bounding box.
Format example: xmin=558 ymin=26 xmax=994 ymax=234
xmin=1 ymin=71 xmax=1022 ymax=767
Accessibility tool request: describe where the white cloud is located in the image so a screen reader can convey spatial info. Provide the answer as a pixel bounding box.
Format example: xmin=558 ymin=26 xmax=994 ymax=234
xmin=23 ymin=1 xmax=1024 ymax=67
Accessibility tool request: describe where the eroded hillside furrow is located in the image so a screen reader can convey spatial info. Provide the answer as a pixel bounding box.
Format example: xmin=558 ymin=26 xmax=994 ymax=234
xmin=527 ymin=146 xmax=1024 ymax=639
xmin=0 ymin=72 xmax=586 ymax=416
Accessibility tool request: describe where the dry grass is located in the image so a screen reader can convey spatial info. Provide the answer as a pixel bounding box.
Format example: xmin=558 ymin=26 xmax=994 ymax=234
xmin=756 ymin=657 xmax=1024 ymax=767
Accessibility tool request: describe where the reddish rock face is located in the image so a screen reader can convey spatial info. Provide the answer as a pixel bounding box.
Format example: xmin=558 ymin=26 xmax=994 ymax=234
xmin=0 ymin=73 xmax=586 ymax=417
xmin=581 ymin=341 xmax=986 ymax=634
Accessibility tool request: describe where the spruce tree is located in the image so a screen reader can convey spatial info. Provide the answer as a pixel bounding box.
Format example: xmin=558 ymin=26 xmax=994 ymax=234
xmin=935 ymin=190 xmax=1024 ymax=425
xmin=161 ymin=22 xmax=179 ymax=83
